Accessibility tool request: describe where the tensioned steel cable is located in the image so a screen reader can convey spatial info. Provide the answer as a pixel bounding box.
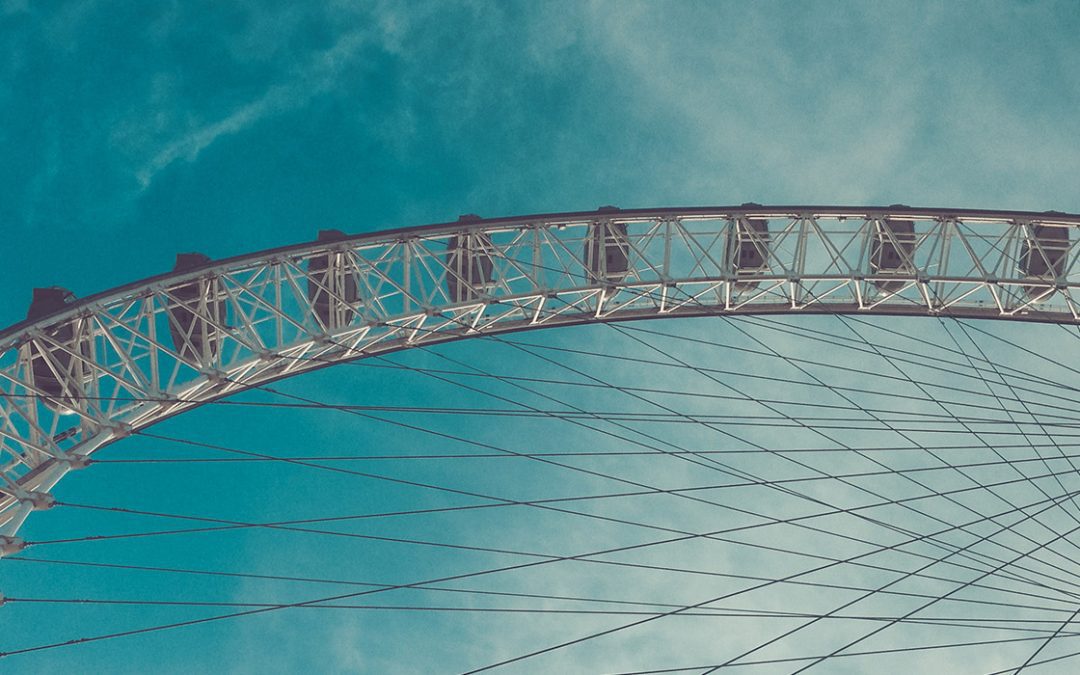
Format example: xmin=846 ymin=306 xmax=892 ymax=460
xmin=602 ymin=630 xmax=1080 ymax=672
xmin=143 ymin=302 xmax=1080 ymax=613
xmin=953 ymin=321 xmax=1080 ymax=675
xmin=12 ymin=554 xmax=1079 ymax=618
xmin=770 ymin=311 xmax=1080 ymax=569
xmin=489 ymin=305 xmax=1080 ymax=591
xmin=39 ymin=463 xmax=1080 ymax=616
xmin=592 ymin=313 xmax=1080 ymax=670
xmin=649 ymin=295 xmax=1080 ymax=660
xmin=82 ymin=440 xmax=1080 ymax=464
xmin=451 ymin=293 xmax=1080 ymax=669
xmin=8 ymin=472 xmax=1080 ymax=661
xmin=83 ymin=446 xmax=1080 ymax=501
xmin=581 ymin=289 xmax=1080 ymax=578
xmin=6 ymin=280 xmax=1071 ymax=665
xmin=502 ymin=326 xmax=1080 ymax=421
xmin=505 ymin=329 xmax=1080 ymax=417
xmin=726 ymin=314 xmax=1080 ymax=670
xmin=18 ymin=392 xmax=1080 ymax=429
xmin=782 ymin=514 xmax=1080 ymax=673
xmin=613 ymin=315 xmax=1080 ymax=573
xmin=223 ymin=311 xmax=1080 ymax=596
xmin=807 ymin=305 xmax=1080 ymax=565
xmin=61 ymin=432 xmax=1080 ymax=601
xmin=697 ymin=304 xmax=1080 ymax=672
xmin=6 ymin=596 xmax=1079 ymax=635
xmin=1012 ymin=604 xmax=1080 ymax=673
xmin=737 ymin=312 xmax=1080 ymax=402
xmin=462 ymin=483 xmax=1080 ymax=673
xmin=987 ymin=639 xmax=1080 ymax=673
xmin=943 ymin=319 xmax=1080 ymax=530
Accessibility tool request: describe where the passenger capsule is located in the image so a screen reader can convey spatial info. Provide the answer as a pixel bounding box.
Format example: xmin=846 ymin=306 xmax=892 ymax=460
xmin=730 ymin=218 xmax=770 ymax=292
xmin=446 ymin=227 xmax=495 ymax=303
xmin=25 ymin=286 xmax=83 ymax=413
xmin=307 ymin=229 xmax=359 ymax=331
xmin=869 ymin=219 xmax=916 ymax=292
xmin=1019 ymin=225 xmax=1070 ymax=299
xmin=585 ymin=221 xmax=629 ymax=283
xmin=166 ymin=253 xmax=225 ymax=363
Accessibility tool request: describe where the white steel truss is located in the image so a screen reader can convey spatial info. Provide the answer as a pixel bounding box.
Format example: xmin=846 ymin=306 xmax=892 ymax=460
xmin=0 ymin=205 xmax=1077 ymax=547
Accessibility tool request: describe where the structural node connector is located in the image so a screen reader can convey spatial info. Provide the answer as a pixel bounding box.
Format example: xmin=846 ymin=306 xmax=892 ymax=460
xmin=0 ymin=536 xmax=26 ymax=557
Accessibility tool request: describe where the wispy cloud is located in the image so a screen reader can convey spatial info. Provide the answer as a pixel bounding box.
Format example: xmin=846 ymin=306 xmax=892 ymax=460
xmin=136 ymin=30 xmax=368 ymax=189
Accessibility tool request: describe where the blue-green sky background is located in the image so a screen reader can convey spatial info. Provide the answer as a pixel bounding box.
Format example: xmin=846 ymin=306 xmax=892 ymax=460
xmin=2 ymin=1 xmax=1080 ymax=673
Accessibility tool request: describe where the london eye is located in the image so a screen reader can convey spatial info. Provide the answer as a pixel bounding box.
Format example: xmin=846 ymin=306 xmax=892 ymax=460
xmin=2 ymin=205 xmax=1079 ymax=672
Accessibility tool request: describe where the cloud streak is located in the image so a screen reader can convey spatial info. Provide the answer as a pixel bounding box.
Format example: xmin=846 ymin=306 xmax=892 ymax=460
xmin=136 ymin=30 xmax=368 ymax=189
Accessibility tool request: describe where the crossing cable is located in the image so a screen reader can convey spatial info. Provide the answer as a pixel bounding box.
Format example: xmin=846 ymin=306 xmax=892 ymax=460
xmin=615 ymin=315 xmax=1080 ymax=577
xmin=245 ymin=339 xmax=1064 ymax=593
xmin=755 ymin=310 xmax=1080 ymax=570
xmin=708 ymin=294 xmax=1080 ymax=672
xmin=825 ymin=310 xmax=1080 ymax=564
xmin=986 ymin=638 xmax=1080 ymax=673
xmin=492 ymin=303 xmax=1080 ymax=592
xmin=470 ymin=334 xmax=1080 ymax=423
xmin=601 ymin=629 xmax=1080 ymax=673
xmin=38 ymin=287 xmax=1075 ymax=600
xmin=485 ymin=326 xmax=1080 ymax=421
xmin=508 ymin=328 xmax=1080 ymax=420
xmin=12 ymin=552 xmax=1078 ymax=618
xmin=6 ymin=475 xmax=1080 ymax=662
xmin=738 ymin=312 xmax=1080 ymax=404
xmin=83 ymin=440 xmax=1080 ymax=464
xmin=42 ymin=454 xmax=1080 ymax=605
xmin=944 ymin=319 xmax=1080 ymax=527
xmin=85 ymin=445 xmax=1080 ymax=497
xmin=237 ymin=308 xmax=1080 ymax=595
xmin=14 ymin=278 xmax=1071 ymax=626
xmin=606 ymin=316 xmax=1080 ymax=666
xmin=120 ymin=392 xmax=1080 ymax=598
xmin=18 ymin=392 xmax=1080 ymax=429
xmin=4 ymin=280 xmax=1075 ymax=656
xmin=581 ymin=289 xmax=1080 ymax=583
xmin=5 ymin=596 xmax=1078 ymax=636
xmin=455 ymin=289 xmax=1080 ymax=669
xmin=780 ymin=506 xmax=1080 ymax=673
xmin=461 ymin=479 xmax=1080 ymax=673
xmin=1012 ymin=603 xmax=1080 ymax=673
xmin=379 ymin=351 xmax=1080 ymax=594
xmin=505 ymin=324 xmax=1080 ymax=421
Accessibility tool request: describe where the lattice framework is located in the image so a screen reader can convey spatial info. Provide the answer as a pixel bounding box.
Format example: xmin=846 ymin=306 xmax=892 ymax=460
xmin=1 ymin=205 xmax=1077 ymax=544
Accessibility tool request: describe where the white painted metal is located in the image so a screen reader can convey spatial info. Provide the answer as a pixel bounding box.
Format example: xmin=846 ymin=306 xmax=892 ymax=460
xmin=1 ymin=205 xmax=1077 ymax=542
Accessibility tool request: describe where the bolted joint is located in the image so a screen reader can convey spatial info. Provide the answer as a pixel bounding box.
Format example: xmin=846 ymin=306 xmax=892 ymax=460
xmin=110 ymin=422 xmax=132 ymax=439
xmin=0 ymin=536 xmax=26 ymax=557
xmin=20 ymin=491 xmax=55 ymax=511
xmin=63 ymin=454 xmax=91 ymax=470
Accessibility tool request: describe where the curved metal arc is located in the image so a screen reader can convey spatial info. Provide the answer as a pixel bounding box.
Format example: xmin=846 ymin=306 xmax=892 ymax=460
xmin=4 ymin=204 xmax=1078 ymax=344
xmin=1 ymin=205 xmax=1079 ymax=540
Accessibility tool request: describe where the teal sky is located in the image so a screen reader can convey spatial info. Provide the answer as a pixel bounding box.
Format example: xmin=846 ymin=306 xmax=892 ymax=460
xmin=2 ymin=1 xmax=1080 ymax=673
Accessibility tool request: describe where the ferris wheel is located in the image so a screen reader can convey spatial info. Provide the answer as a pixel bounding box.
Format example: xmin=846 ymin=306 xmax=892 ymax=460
xmin=1 ymin=205 xmax=1078 ymax=672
